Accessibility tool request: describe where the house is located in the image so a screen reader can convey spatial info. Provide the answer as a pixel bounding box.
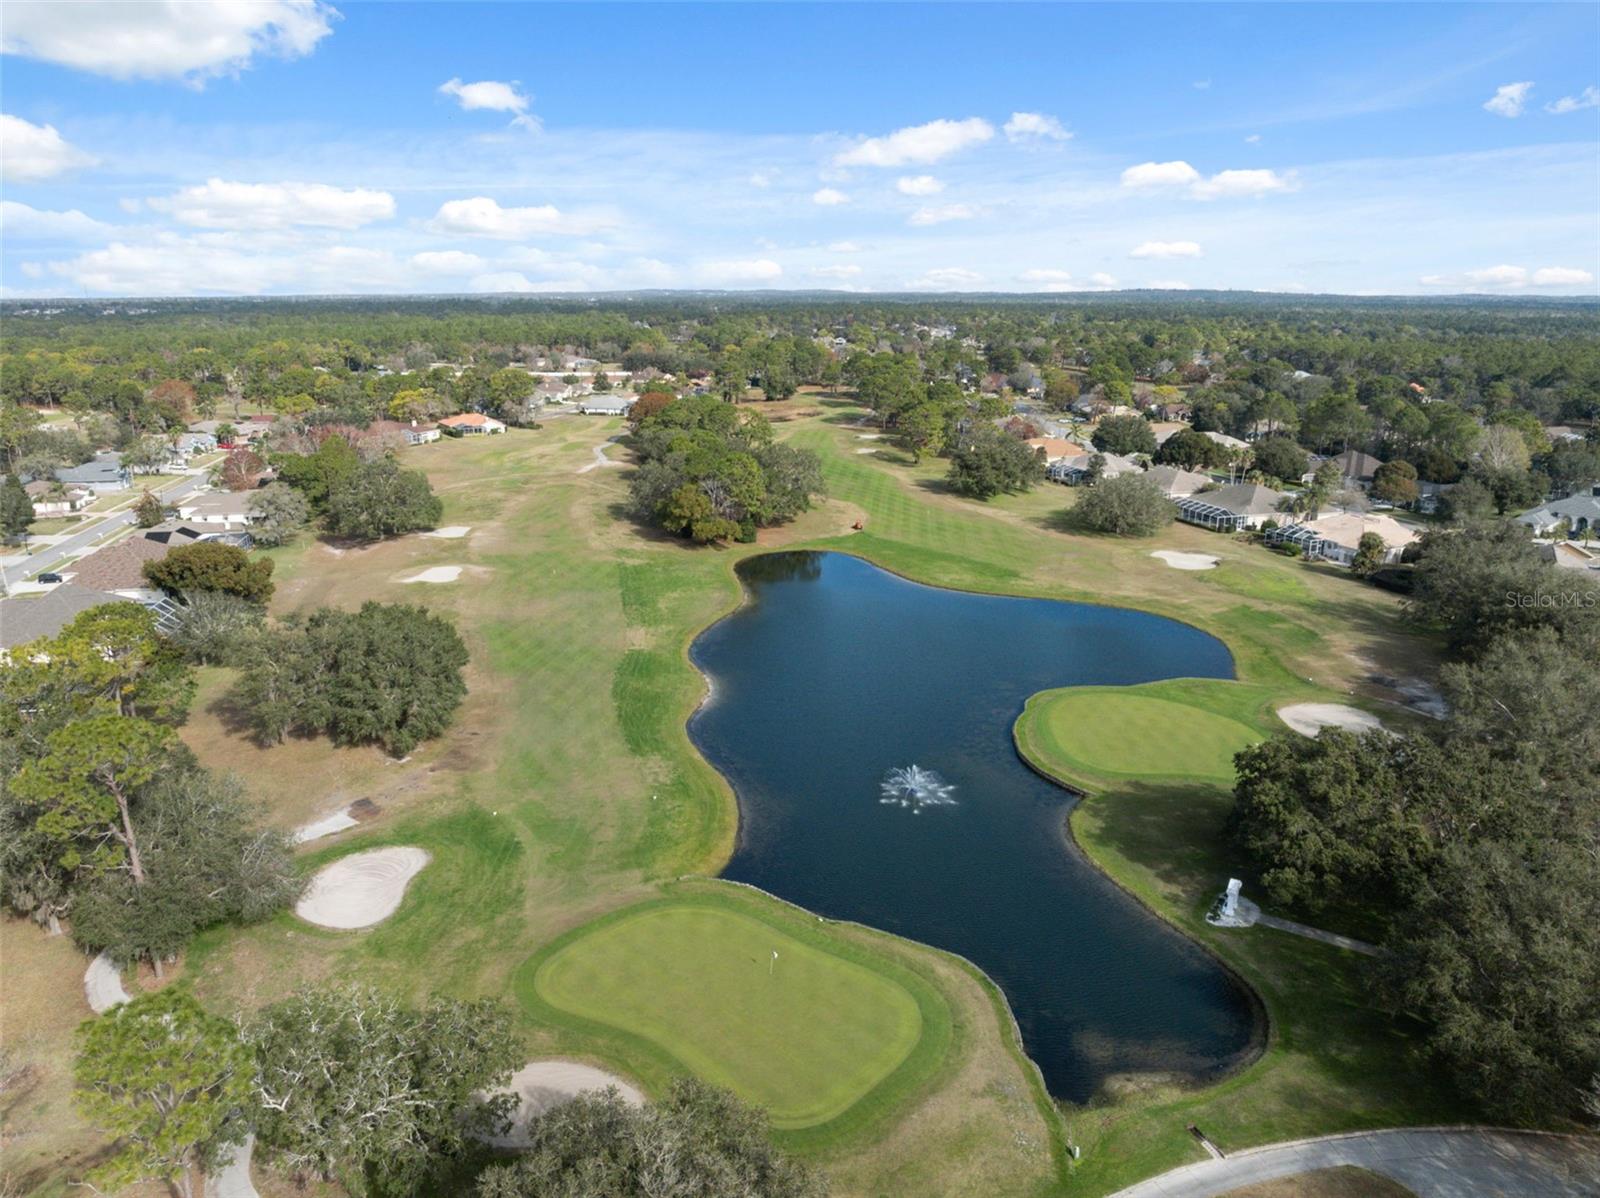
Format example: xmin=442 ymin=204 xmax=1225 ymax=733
xmin=1264 ymin=511 xmax=1419 ymax=566
xmin=1517 ymin=485 xmax=1600 ymax=537
xmin=1328 ymin=449 xmax=1384 ymax=488
xmin=1542 ymin=425 xmax=1586 ymax=444
xmin=1201 ymin=431 xmax=1250 ymax=452
xmin=55 ymin=453 xmax=131 ymax=495
xmin=578 ymin=397 xmax=635 ymax=417
xmin=24 ymin=480 xmax=92 ymax=516
xmin=372 ymin=419 xmax=441 ymax=446
xmin=1047 ymin=451 xmax=1142 ymax=485
xmin=172 ymin=432 xmax=217 ymax=457
xmin=1539 ymin=541 xmax=1600 ymax=571
xmin=437 ymin=413 xmax=507 ymax=436
xmin=1146 ymin=422 xmax=1190 ymax=447
xmin=1024 ymin=437 xmax=1088 ymax=463
xmin=1156 ymin=401 xmax=1193 ymax=422
xmin=0 ymin=584 xmax=130 ymax=652
xmin=173 ymin=490 xmax=257 ymax=529
xmin=1176 ymin=482 xmax=1287 ymax=531
xmin=56 ymin=535 xmax=172 ymax=600
xmin=1142 ymin=465 xmax=1211 ymax=498
xmin=142 ymin=521 xmax=253 ymax=549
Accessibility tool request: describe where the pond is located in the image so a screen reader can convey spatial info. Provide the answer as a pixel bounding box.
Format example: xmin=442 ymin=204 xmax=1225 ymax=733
xmin=689 ymin=551 xmax=1258 ymax=1103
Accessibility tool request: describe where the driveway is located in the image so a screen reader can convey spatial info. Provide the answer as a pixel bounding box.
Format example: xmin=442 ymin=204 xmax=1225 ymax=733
xmin=1107 ymin=1128 xmax=1600 ymax=1198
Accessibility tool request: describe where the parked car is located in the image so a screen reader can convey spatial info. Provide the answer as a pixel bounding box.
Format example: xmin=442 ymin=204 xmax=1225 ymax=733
xmin=37 ymin=572 xmax=63 ymax=583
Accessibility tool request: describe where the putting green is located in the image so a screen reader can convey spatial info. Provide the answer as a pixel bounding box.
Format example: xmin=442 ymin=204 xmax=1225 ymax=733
xmin=1017 ymin=680 xmax=1268 ymax=787
xmin=530 ymin=899 xmax=925 ymax=1129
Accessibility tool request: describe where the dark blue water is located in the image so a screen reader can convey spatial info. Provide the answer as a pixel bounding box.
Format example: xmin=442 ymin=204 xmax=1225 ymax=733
xmin=690 ymin=551 xmax=1258 ymax=1103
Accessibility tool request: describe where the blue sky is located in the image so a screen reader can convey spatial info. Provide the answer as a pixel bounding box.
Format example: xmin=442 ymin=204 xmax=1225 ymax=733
xmin=2 ymin=1 xmax=1596 ymax=297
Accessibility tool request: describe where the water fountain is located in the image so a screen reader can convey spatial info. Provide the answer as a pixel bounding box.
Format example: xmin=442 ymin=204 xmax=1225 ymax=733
xmin=879 ymin=765 xmax=957 ymax=812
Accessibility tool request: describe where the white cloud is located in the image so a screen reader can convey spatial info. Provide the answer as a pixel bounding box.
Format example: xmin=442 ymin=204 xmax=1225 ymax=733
xmin=1483 ymin=81 xmax=1533 ymax=118
xmin=0 ymin=0 xmax=335 ymax=84
xmin=1121 ymin=159 xmax=1294 ymax=199
xmin=147 ymin=178 xmax=395 ymax=229
xmin=118 ymin=197 xmax=143 ymax=214
xmin=834 ymin=117 xmax=993 ymax=167
xmin=1244 ymin=134 xmax=1262 ymax=144
xmin=1120 ymin=160 xmax=1202 ymax=189
xmin=811 ymin=264 xmax=861 ymax=279
xmin=1192 ymin=79 xmax=1211 ymax=90
xmin=908 ymin=202 xmax=977 ymax=226
xmin=812 ymin=187 xmax=850 ymax=206
xmin=410 ymin=250 xmax=487 ymax=274
xmin=438 ymin=78 xmax=539 ymax=131
xmin=1003 ymin=112 xmax=1070 ymax=142
xmin=0 ymin=114 xmax=96 ymax=182
xmin=1420 ymin=264 xmax=1595 ymax=290
xmin=896 ymin=175 xmax=944 ymax=196
xmin=1191 ymin=169 xmax=1296 ymax=199
xmin=0 ymin=200 xmax=114 ymax=239
xmin=1531 ymin=266 xmax=1595 ymax=286
xmin=469 ymin=271 xmax=537 ymax=293
xmin=697 ymin=257 xmax=783 ymax=284
xmin=1546 ymin=86 xmax=1600 ymax=115
xmin=1146 ymin=279 xmax=1192 ymax=290
xmin=827 ymin=240 xmax=862 ymax=253
xmin=1020 ymin=269 xmax=1073 ymax=283
xmin=425 ymin=196 xmax=615 ymax=239
xmin=748 ymin=171 xmax=774 ymax=188
xmin=1130 ymin=240 xmax=1203 ymax=259
xmin=1089 ymin=272 xmax=1119 ymax=288
xmin=913 ymin=267 xmax=984 ymax=288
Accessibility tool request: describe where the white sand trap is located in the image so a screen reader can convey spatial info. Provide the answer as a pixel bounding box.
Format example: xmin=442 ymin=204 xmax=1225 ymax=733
xmin=400 ymin=565 xmax=463 ymax=584
xmin=207 ymin=1135 xmax=259 ymax=1198
xmin=84 ymin=951 xmax=129 ymax=1014
xmin=1151 ymin=550 xmax=1220 ymax=571
xmin=479 ymin=1061 xmax=645 ymax=1148
xmin=1278 ymin=703 xmax=1387 ymax=737
xmin=856 ymin=433 xmax=883 ymax=440
xmin=855 ymin=447 xmax=880 ymax=454
xmin=422 ymin=525 xmax=472 ymax=539
xmin=294 ymin=847 xmax=430 ymax=929
xmin=293 ymin=807 xmax=358 ymax=844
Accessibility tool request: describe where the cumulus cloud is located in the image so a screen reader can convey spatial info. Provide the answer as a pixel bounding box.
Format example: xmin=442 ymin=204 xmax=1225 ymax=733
xmin=697 ymin=257 xmax=783 ymax=284
xmin=1420 ymin=264 xmax=1595 ymax=290
xmin=908 ymin=202 xmax=977 ymax=226
xmin=834 ymin=117 xmax=993 ymax=167
xmin=438 ymin=77 xmax=539 ymax=130
xmin=827 ymin=240 xmax=862 ymax=253
xmin=812 ymin=187 xmax=850 ymax=206
xmin=409 ymin=250 xmax=487 ymax=274
xmin=469 ymin=271 xmax=538 ymax=292
xmin=1130 ymin=240 xmax=1202 ymax=259
xmin=0 ymin=114 xmax=96 ymax=182
xmin=1483 ymin=82 xmax=1533 ymax=118
xmin=1120 ymin=160 xmax=1202 ymax=189
xmin=913 ymin=267 xmax=984 ymax=288
xmin=0 ymin=0 xmax=335 ymax=84
xmin=1146 ymin=279 xmax=1192 ymax=290
xmin=0 ymin=200 xmax=114 ymax=240
xmin=811 ymin=264 xmax=862 ymax=279
xmin=896 ymin=175 xmax=944 ymax=195
xmin=1245 ymin=134 xmax=1262 ymax=144
xmin=748 ymin=171 xmax=774 ymax=188
xmin=147 ymin=179 xmax=395 ymax=229
xmin=1020 ymin=269 xmax=1073 ymax=283
xmin=1089 ymin=272 xmax=1118 ymax=288
xmin=0 ymin=200 xmax=115 ymax=240
xmin=1003 ymin=112 xmax=1070 ymax=142
xmin=425 ymin=196 xmax=615 ymax=239
xmin=1546 ymin=86 xmax=1600 ymax=115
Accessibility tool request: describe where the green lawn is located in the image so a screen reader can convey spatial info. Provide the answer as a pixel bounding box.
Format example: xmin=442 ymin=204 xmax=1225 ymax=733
xmin=1015 ymin=680 xmax=1271 ymax=787
xmin=521 ymin=891 xmax=934 ymax=1134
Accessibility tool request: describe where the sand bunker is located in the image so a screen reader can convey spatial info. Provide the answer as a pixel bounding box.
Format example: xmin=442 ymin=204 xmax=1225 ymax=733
xmin=1151 ymin=550 xmax=1220 ymax=571
xmin=1278 ymin=703 xmax=1387 ymax=737
xmin=856 ymin=433 xmax=883 ymax=440
xmin=293 ymin=807 xmax=359 ymax=844
xmin=422 ymin=525 xmax=472 ymax=539
xmin=207 ymin=1135 xmax=258 ymax=1198
xmin=855 ymin=447 xmax=880 ymax=454
xmin=400 ymin=566 xmax=462 ymax=584
xmin=294 ymin=847 xmax=430 ymax=929
xmin=479 ymin=1060 xmax=646 ymax=1148
xmin=84 ymin=951 xmax=130 ymax=1014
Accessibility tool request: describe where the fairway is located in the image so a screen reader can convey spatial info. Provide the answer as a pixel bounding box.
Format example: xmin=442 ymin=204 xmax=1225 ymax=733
xmin=530 ymin=899 xmax=925 ymax=1129
xmin=1017 ymin=680 xmax=1269 ymax=787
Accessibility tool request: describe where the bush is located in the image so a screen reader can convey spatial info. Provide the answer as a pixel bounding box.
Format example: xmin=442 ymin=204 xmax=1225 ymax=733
xmin=143 ymin=542 xmax=274 ymax=604
xmin=1073 ymin=475 xmax=1175 ymax=536
xmin=326 ymin=459 xmax=442 ymax=540
xmin=946 ymin=427 xmax=1045 ymax=499
xmin=1090 ymin=413 xmax=1157 ymax=457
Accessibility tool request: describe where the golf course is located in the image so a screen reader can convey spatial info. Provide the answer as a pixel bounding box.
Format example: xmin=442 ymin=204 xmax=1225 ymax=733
xmin=9 ymin=394 xmax=1468 ymax=1198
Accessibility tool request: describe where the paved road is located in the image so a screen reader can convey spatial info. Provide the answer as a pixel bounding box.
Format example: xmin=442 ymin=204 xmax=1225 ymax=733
xmin=1108 ymin=1128 xmax=1600 ymax=1198
xmin=1 ymin=471 xmax=209 ymax=590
